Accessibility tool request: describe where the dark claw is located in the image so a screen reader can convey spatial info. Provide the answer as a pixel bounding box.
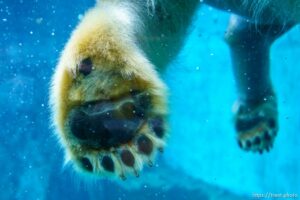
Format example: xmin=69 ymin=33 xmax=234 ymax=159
xmin=259 ymin=150 xmax=263 ymax=154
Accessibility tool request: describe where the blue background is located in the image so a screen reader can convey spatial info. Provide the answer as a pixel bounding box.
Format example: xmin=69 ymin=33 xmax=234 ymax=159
xmin=0 ymin=0 xmax=299 ymax=199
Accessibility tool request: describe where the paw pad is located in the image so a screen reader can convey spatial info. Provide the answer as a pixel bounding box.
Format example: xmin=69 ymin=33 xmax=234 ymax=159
xmin=80 ymin=157 xmax=93 ymax=172
xmin=77 ymin=57 xmax=93 ymax=76
xmin=137 ymin=135 xmax=153 ymax=155
xmin=68 ymin=92 xmax=166 ymax=179
xmin=101 ymin=156 xmax=115 ymax=172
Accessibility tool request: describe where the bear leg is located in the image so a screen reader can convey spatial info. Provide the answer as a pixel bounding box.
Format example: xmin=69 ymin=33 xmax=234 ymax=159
xmin=225 ymin=15 xmax=294 ymax=153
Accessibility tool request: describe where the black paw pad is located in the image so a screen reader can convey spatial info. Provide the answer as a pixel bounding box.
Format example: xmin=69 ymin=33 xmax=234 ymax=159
xmin=69 ymin=110 xmax=90 ymax=140
xmin=78 ymin=57 xmax=93 ymax=76
xmin=121 ymin=150 xmax=135 ymax=167
xmin=80 ymin=157 xmax=93 ymax=172
xmin=237 ymin=140 xmax=243 ymax=148
xmin=235 ymin=116 xmax=263 ymax=132
xmin=246 ymin=140 xmax=252 ymax=148
xmin=264 ymin=131 xmax=271 ymax=141
xmin=150 ymin=118 xmax=164 ymax=138
xmin=253 ymin=137 xmax=261 ymax=145
xmin=101 ymin=156 xmax=114 ymax=172
xmin=137 ymin=135 xmax=153 ymax=155
xmin=268 ymin=118 xmax=276 ymax=129
xmin=69 ymin=100 xmax=143 ymax=149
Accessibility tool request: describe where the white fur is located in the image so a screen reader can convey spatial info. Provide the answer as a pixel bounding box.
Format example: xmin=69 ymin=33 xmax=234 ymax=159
xmin=242 ymin=0 xmax=270 ymax=20
xmin=242 ymin=0 xmax=300 ymax=23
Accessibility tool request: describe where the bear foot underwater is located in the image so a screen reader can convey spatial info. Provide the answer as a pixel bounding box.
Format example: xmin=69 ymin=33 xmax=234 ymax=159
xmin=50 ymin=0 xmax=300 ymax=179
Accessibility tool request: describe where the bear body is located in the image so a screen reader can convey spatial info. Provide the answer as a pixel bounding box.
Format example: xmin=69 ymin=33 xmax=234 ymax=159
xmin=50 ymin=0 xmax=299 ymax=178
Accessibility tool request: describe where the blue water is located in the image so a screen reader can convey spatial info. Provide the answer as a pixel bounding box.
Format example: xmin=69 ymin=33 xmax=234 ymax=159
xmin=0 ymin=1 xmax=299 ymax=199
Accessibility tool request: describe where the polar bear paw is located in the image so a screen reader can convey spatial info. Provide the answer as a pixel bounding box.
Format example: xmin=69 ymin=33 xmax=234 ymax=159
xmin=233 ymin=96 xmax=278 ymax=153
xmin=69 ymin=91 xmax=166 ymax=179
xmin=50 ymin=6 xmax=168 ymax=179
xmin=52 ymin=59 xmax=167 ymax=179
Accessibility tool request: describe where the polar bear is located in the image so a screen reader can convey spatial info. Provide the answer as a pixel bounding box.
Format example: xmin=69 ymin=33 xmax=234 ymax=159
xmin=50 ymin=0 xmax=299 ymax=179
